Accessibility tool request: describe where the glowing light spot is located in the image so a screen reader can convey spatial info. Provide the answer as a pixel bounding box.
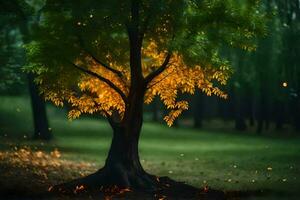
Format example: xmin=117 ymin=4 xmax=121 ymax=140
xmin=267 ymin=167 xmax=272 ymax=171
xmin=282 ymin=82 xmax=288 ymax=87
xmin=48 ymin=186 xmax=53 ymax=192
xmin=90 ymin=14 xmax=93 ymax=18
xmin=77 ymin=22 xmax=81 ymax=26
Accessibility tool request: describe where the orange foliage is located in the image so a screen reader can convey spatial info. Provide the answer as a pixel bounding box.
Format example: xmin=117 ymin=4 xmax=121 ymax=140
xmin=42 ymin=42 xmax=230 ymax=126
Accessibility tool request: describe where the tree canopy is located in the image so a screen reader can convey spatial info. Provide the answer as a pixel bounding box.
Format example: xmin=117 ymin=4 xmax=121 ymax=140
xmin=26 ymin=0 xmax=266 ymax=126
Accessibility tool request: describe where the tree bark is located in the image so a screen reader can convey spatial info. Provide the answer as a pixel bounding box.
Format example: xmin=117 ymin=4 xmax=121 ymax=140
xmin=105 ymin=86 xmax=146 ymax=187
xmin=274 ymin=100 xmax=284 ymax=130
xmin=192 ymin=92 xmax=203 ymax=128
xmin=292 ymin=96 xmax=300 ymax=131
xmin=28 ymin=73 xmax=52 ymax=140
xmin=99 ymin=122 xmax=157 ymax=190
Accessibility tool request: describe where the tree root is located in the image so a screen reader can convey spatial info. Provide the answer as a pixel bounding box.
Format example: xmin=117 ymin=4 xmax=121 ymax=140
xmin=48 ymin=168 xmax=226 ymax=200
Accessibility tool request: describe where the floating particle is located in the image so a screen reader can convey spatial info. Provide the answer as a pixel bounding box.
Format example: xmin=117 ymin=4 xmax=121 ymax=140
xmin=203 ymin=185 xmax=209 ymax=192
xmin=282 ymin=82 xmax=288 ymax=87
xmin=267 ymin=167 xmax=272 ymax=171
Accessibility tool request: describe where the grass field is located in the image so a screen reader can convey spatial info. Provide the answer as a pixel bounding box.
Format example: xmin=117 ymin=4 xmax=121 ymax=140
xmin=0 ymin=96 xmax=300 ymax=199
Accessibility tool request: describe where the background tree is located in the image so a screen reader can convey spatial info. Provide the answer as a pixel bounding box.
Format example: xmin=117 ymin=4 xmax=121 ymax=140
xmin=275 ymin=0 xmax=300 ymax=131
xmin=26 ymin=0 xmax=265 ymax=192
xmin=0 ymin=0 xmax=52 ymax=140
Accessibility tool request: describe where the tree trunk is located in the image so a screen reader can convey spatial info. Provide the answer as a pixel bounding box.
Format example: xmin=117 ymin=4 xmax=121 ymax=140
xmin=233 ymin=94 xmax=247 ymax=131
xmin=17 ymin=14 xmax=52 ymax=140
xmin=246 ymin=88 xmax=255 ymax=127
xmin=28 ymin=73 xmax=52 ymax=140
xmin=274 ymin=100 xmax=284 ymax=130
xmin=50 ymin=92 xmax=225 ymax=199
xmin=51 ymin=89 xmax=163 ymax=192
xmin=101 ymin=87 xmax=158 ymax=189
xmin=235 ymin=117 xmax=247 ymax=131
xmin=99 ymin=123 xmax=156 ymax=190
xmin=292 ymin=97 xmax=300 ymax=131
xmin=192 ymin=92 xmax=203 ymax=128
xmin=256 ymin=95 xmax=270 ymax=133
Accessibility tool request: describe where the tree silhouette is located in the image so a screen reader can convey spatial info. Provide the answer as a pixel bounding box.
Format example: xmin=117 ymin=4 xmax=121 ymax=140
xmin=26 ymin=0 xmax=265 ymax=193
xmin=0 ymin=0 xmax=52 ymax=140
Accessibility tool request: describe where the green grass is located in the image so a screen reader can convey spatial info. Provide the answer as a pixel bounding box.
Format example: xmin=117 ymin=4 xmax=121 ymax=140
xmin=1 ymin=96 xmax=300 ymax=199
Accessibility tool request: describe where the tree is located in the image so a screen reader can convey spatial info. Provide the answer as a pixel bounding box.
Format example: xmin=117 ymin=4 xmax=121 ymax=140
xmin=192 ymin=91 xmax=204 ymax=128
xmin=0 ymin=22 xmax=23 ymax=93
xmin=275 ymin=0 xmax=300 ymax=131
xmin=26 ymin=0 xmax=265 ymax=193
xmin=230 ymin=50 xmax=248 ymax=131
xmin=0 ymin=0 xmax=52 ymax=140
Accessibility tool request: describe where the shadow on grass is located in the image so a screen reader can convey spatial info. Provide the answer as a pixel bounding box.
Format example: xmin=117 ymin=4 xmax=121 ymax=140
xmin=0 ymin=182 xmax=288 ymax=200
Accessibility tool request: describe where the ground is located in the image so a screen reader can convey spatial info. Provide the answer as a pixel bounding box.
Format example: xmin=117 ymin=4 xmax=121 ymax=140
xmin=0 ymin=96 xmax=300 ymax=199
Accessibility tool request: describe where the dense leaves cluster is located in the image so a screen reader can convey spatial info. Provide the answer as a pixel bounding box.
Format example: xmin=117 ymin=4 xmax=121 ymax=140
xmin=25 ymin=0 xmax=265 ymax=126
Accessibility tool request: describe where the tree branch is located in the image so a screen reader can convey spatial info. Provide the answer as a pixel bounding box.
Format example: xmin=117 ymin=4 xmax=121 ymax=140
xmin=85 ymin=93 xmax=121 ymax=128
xmin=144 ymin=53 xmax=172 ymax=84
xmin=85 ymin=49 xmax=124 ymax=78
xmin=147 ymin=68 xmax=176 ymax=89
xmin=76 ymin=34 xmax=124 ymax=79
xmin=70 ymin=62 xmax=128 ymax=104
